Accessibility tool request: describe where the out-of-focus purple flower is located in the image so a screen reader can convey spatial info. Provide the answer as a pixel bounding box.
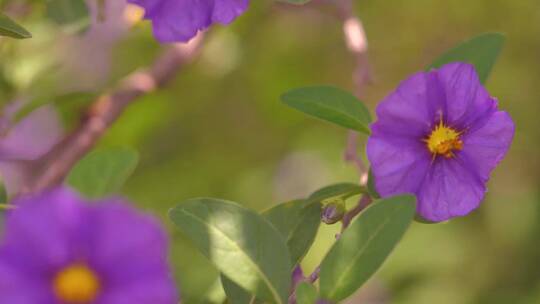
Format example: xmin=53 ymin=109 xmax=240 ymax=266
xmin=0 ymin=187 xmax=178 ymax=303
xmin=367 ymin=63 xmax=515 ymax=222
xmin=0 ymin=101 xmax=63 ymax=196
xmin=128 ymin=0 xmax=249 ymax=43
xmin=62 ymin=0 xmax=130 ymax=90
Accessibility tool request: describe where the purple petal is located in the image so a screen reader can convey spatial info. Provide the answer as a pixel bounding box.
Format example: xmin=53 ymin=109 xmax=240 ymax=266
xmin=367 ymin=135 xmax=431 ymax=197
xmin=460 ymin=110 xmax=515 ymax=182
xmin=212 ymin=0 xmax=249 ymax=24
xmin=0 ymin=260 xmax=54 ymax=304
xmin=4 ymin=188 xmax=89 ymax=272
xmin=372 ymin=71 xmax=445 ymax=139
xmin=98 ymin=276 xmax=178 ymax=304
xmin=129 ymin=0 xmax=248 ymax=43
xmin=88 ymin=202 xmax=168 ymax=271
xmin=436 ymin=63 xmax=497 ymax=130
xmin=0 ymin=105 xmax=62 ymax=161
xmin=416 ymin=158 xmax=485 ymax=221
xmin=87 ymin=202 xmax=178 ymax=303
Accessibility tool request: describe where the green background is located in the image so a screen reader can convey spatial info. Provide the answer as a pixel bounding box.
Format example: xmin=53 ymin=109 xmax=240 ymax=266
xmin=1 ymin=0 xmax=539 ymax=303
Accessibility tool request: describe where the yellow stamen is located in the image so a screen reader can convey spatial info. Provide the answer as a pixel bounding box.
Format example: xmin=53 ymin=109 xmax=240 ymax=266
xmin=424 ymin=119 xmax=463 ymax=158
xmin=124 ymin=4 xmax=145 ymax=26
xmin=53 ymin=264 xmax=101 ymax=303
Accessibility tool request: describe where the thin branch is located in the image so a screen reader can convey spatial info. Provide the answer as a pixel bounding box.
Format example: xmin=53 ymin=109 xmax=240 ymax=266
xmin=290 ymin=4 xmax=373 ymax=300
xmin=337 ymin=0 xmax=372 ymax=182
xmin=341 ymin=194 xmax=372 ymax=231
xmin=19 ymin=37 xmax=204 ymax=195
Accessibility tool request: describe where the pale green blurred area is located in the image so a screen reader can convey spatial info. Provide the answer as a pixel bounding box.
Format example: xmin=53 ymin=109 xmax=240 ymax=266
xmin=2 ymin=0 xmax=540 ymax=303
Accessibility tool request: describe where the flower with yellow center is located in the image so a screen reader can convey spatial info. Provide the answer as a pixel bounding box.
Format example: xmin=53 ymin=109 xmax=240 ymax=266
xmin=424 ymin=119 xmax=463 ymax=158
xmin=53 ymin=264 xmax=101 ymax=303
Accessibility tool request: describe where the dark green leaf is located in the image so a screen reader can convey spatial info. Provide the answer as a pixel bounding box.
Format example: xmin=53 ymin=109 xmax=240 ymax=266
xmin=263 ymin=200 xmax=321 ymax=265
xmin=319 ymin=195 xmax=416 ymax=301
xmin=296 ymin=282 xmax=318 ymax=304
xmin=308 ymin=183 xmax=365 ymax=204
xmin=0 ymin=13 xmax=31 ymax=39
xmin=67 ymin=148 xmax=139 ymax=199
xmin=169 ymin=198 xmax=291 ymax=304
xmin=427 ymin=33 xmax=505 ymax=84
xmin=221 ymin=274 xmax=255 ymax=304
xmin=46 ymin=0 xmax=90 ymax=33
xmin=281 ymin=86 xmax=372 ymax=134
xmin=366 ymin=169 xmax=380 ymax=199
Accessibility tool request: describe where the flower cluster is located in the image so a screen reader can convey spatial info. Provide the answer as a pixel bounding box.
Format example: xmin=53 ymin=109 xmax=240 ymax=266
xmin=0 ymin=187 xmax=178 ymax=303
xmin=367 ymin=62 xmax=515 ymax=222
xmin=128 ymin=0 xmax=249 ymax=43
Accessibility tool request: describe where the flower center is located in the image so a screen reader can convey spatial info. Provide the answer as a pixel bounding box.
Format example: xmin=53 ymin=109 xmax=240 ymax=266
xmin=53 ymin=264 xmax=101 ymax=303
xmin=424 ymin=120 xmax=463 ymax=158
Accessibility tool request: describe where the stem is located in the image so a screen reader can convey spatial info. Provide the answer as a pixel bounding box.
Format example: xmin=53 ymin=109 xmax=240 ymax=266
xmin=18 ymin=37 xmax=204 ymax=195
xmin=290 ymin=2 xmax=372 ymax=302
xmin=338 ymin=0 xmax=372 ymax=180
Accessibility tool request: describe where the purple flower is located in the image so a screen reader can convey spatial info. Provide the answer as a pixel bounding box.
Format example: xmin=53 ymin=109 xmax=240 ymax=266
xmin=367 ymin=63 xmax=515 ymax=222
xmin=0 ymin=187 xmax=178 ymax=303
xmin=0 ymin=101 xmax=63 ymax=196
xmin=127 ymin=0 xmax=249 ymax=43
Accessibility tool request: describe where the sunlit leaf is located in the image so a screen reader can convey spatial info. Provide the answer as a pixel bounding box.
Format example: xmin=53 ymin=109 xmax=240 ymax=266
xmin=319 ymin=195 xmax=416 ymax=301
xmin=169 ymin=198 xmax=291 ymax=304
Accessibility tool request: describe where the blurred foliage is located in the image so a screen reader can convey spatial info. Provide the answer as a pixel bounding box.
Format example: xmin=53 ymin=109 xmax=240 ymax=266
xmin=0 ymin=0 xmax=539 ymax=303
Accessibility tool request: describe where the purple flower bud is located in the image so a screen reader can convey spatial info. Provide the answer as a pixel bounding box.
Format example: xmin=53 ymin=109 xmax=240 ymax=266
xmin=321 ymin=200 xmax=346 ymax=225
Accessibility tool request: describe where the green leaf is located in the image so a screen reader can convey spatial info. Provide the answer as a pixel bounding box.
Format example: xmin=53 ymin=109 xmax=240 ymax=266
xmin=427 ymin=33 xmax=505 ymax=84
xmin=221 ymin=274 xmax=255 ymax=304
xmin=169 ymin=198 xmax=291 ymax=304
xmin=262 ymin=200 xmax=321 ymax=265
xmin=0 ymin=13 xmax=31 ymax=39
xmin=307 ymin=182 xmax=365 ymax=204
xmin=281 ymin=86 xmax=372 ymax=134
xmin=67 ymin=148 xmax=139 ymax=199
xmin=319 ymin=195 xmax=416 ymax=301
xmin=296 ymin=282 xmax=318 ymax=304
xmin=46 ymin=0 xmax=90 ymax=33
xmin=366 ymin=169 xmax=380 ymax=199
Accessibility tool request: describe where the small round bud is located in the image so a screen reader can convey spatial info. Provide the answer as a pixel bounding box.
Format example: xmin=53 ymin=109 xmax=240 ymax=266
xmin=321 ymin=199 xmax=346 ymax=225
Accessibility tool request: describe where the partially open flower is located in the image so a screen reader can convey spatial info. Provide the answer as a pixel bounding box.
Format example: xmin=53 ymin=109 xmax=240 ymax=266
xmin=0 ymin=187 xmax=178 ymax=303
xmin=367 ymin=63 xmax=515 ymax=222
xmin=128 ymin=0 xmax=249 ymax=43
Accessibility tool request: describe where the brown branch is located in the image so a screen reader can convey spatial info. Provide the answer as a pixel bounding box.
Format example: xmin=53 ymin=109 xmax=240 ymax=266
xmin=337 ymin=0 xmax=372 ymax=184
xmin=290 ymin=4 xmax=374 ymax=299
xmin=19 ymin=37 xmax=204 ymax=195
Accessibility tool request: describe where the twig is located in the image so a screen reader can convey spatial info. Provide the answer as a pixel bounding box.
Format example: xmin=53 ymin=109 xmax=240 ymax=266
xmin=289 ymin=4 xmax=373 ymax=301
xmin=19 ymin=37 xmax=204 ymax=195
xmin=337 ymin=0 xmax=372 ymax=183
xmin=341 ymin=195 xmax=372 ymax=231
